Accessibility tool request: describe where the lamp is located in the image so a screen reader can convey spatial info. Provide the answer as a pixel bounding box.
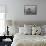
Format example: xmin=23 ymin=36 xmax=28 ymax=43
xmin=5 ymin=20 xmax=12 ymax=36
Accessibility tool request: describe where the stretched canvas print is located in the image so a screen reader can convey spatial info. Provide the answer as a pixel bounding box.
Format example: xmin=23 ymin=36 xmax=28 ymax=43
xmin=24 ymin=5 xmax=37 ymax=15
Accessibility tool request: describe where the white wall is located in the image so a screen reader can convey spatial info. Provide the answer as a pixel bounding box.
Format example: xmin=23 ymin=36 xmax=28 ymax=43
xmin=14 ymin=0 xmax=46 ymax=21
xmin=0 ymin=0 xmax=46 ymax=22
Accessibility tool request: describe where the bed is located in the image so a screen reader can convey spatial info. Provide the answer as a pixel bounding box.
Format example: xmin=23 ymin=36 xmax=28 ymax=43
xmin=11 ymin=21 xmax=46 ymax=46
xmin=11 ymin=33 xmax=46 ymax=46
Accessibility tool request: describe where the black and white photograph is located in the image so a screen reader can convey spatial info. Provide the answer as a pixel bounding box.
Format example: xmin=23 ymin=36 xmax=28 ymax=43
xmin=24 ymin=5 xmax=37 ymax=15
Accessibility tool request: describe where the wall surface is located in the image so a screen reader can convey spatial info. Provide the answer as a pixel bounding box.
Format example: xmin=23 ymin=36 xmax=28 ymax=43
xmin=0 ymin=0 xmax=46 ymax=22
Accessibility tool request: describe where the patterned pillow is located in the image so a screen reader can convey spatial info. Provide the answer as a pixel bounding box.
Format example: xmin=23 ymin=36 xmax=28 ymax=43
xmin=32 ymin=26 xmax=41 ymax=35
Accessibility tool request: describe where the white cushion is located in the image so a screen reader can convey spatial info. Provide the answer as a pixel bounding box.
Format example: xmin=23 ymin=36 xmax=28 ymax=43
xmin=42 ymin=25 xmax=46 ymax=33
xmin=19 ymin=27 xmax=25 ymax=34
xmin=32 ymin=26 xmax=41 ymax=35
xmin=24 ymin=24 xmax=32 ymax=35
xmin=24 ymin=24 xmax=32 ymax=28
xmin=19 ymin=27 xmax=32 ymax=35
xmin=24 ymin=27 xmax=32 ymax=35
xmin=32 ymin=27 xmax=37 ymax=35
xmin=8 ymin=26 xmax=19 ymax=36
xmin=40 ymin=25 xmax=45 ymax=35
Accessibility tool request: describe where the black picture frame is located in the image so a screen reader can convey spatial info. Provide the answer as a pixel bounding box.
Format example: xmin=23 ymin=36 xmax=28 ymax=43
xmin=24 ymin=5 xmax=37 ymax=15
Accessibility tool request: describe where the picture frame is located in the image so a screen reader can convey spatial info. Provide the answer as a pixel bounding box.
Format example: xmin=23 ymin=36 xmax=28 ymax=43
xmin=24 ymin=5 xmax=37 ymax=15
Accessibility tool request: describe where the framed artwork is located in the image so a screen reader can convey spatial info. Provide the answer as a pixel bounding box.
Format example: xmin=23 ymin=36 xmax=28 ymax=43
xmin=24 ymin=5 xmax=37 ymax=15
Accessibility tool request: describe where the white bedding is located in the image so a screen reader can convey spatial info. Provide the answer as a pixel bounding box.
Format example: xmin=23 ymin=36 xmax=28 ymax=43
xmin=11 ymin=33 xmax=46 ymax=46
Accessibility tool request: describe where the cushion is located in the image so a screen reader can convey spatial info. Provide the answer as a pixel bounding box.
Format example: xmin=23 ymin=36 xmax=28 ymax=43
xmin=42 ymin=25 xmax=46 ymax=33
xmin=42 ymin=25 xmax=46 ymax=35
xmin=24 ymin=27 xmax=32 ymax=35
xmin=8 ymin=26 xmax=19 ymax=36
xmin=32 ymin=26 xmax=41 ymax=35
xmin=24 ymin=24 xmax=32 ymax=34
xmin=19 ymin=27 xmax=25 ymax=34
xmin=40 ymin=25 xmax=45 ymax=35
xmin=24 ymin=24 xmax=32 ymax=29
xmin=19 ymin=27 xmax=32 ymax=35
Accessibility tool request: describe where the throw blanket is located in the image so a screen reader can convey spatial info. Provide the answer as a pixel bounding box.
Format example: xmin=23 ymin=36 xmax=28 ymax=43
xmin=11 ymin=33 xmax=46 ymax=46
